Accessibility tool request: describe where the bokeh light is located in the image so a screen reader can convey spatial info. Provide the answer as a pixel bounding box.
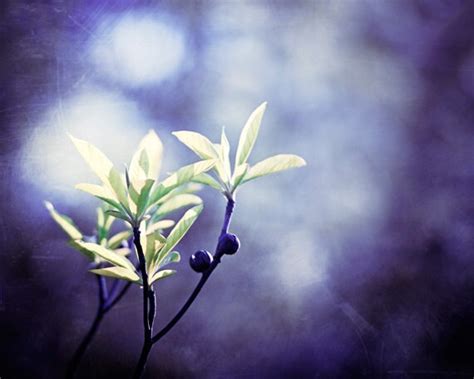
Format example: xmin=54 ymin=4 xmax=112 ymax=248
xmin=3 ymin=1 xmax=474 ymax=377
xmin=90 ymin=13 xmax=187 ymax=87
xmin=19 ymin=87 xmax=156 ymax=201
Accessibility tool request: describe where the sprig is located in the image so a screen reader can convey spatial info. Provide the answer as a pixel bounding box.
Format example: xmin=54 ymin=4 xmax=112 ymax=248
xmin=69 ymin=130 xmax=215 ymax=227
xmin=65 ymin=130 xmax=209 ymax=285
xmin=173 ymin=102 xmax=306 ymax=200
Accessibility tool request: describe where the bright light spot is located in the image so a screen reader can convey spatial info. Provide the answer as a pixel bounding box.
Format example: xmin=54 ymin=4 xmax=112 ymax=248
xmin=275 ymin=230 xmax=328 ymax=293
xmin=91 ymin=14 xmax=186 ymax=87
xmin=19 ymin=88 xmax=157 ymax=201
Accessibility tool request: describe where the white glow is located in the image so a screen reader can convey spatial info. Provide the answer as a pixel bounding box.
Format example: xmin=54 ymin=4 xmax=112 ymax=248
xmin=20 ymin=88 xmax=156 ymax=199
xmin=275 ymin=230 xmax=328 ymax=292
xmin=91 ymin=14 xmax=186 ymax=87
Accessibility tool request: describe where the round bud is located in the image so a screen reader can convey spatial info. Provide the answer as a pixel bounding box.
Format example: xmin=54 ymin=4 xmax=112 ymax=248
xmin=216 ymin=233 xmax=240 ymax=256
xmin=189 ymin=250 xmax=213 ymax=273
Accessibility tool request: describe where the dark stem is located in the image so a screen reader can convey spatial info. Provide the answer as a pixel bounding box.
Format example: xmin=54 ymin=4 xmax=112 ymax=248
xmin=106 ymin=238 xmax=136 ymax=304
xmin=148 ymin=289 xmax=156 ymax=330
xmin=132 ymin=226 xmax=153 ymax=378
xmin=65 ymin=274 xmax=107 ymax=379
xmin=221 ymin=198 xmax=235 ymax=236
xmin=133 ymin=227 xmax=151 ymax=338
xmin=66 ymin=308 xmax=105 ymax=379
xmin=66 ymin=250 xmax=135 ymax=377
xmin=152 ymin=266 xmax=213 ymax=343
xmin=105 ymin=260 xmax=139 ymax=312
xmin=132 ymin=341 xmax=152 ymax=379
xmin=103 ymin=281 xmax=132 ymax=313
xmin=152 ymin=197 xmax=235 ymax=344
xmin=98 ymin=275 xmax=108 ymax=304
xmin=106 ymin=274 xmax=120 ymax=300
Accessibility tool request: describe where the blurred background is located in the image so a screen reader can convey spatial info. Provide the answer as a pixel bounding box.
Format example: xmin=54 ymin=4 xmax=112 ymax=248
xmin=1 ymin=0 xmax=474 ymax=378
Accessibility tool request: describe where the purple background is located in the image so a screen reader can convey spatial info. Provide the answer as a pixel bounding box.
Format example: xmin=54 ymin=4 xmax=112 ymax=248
xmin=1 ymin=1 xmax=474 ymax=378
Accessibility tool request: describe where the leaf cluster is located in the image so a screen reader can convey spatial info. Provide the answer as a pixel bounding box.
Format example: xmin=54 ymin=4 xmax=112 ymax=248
xmin=173 ymin=103 xmax=306 ymax=200
xmin=45 ymin=103 xmax=306 ymax=286
xmin=46 ymin=131 xmax=212 ymax=285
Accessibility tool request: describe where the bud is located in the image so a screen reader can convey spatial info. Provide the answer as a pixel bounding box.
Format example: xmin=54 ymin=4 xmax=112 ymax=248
xmin=216 ymin=233 xmax=240 ymax=256
xmin=189 ymin=250 xmax=213 ymax=273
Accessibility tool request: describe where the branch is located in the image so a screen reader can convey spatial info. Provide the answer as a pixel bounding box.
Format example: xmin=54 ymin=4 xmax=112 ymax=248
xmin=103 ymin=281 xmax=133 ymax=313
xmin=133 ymin=227 xmax=152 ymax=339
xmin=152 ymin=197 xmax=235 ymax=343
xmin=97 ymin=274 xmax=108 ymax=306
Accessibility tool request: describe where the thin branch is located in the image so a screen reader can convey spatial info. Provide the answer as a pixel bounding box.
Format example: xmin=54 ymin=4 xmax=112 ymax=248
xmin=133 ymin=227 xmax=152 ymax=338
xmin=148 ymin=289 xmax=156 ymax=330
xmin=132 ymin=226 xmax=154 ymax=379
xmin=103 ymin=281 xmax=133 ymax=313
xmin=66 ymin=270 xmax=106 ymax=378
xmin=220 ymin=198 xmax=235 ymax=237
xmin=152 ymin=197 xmax=235 ymax=343
xmin=152 ymin=267 xmax=213 ymax=343
xmin=98 ymin=275 xmax=108 ymax=305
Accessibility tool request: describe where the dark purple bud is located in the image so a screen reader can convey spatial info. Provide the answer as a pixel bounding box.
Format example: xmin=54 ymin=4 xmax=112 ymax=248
xmin=189 ymin=250 xmax=213 ymax=273
xmin=216 ymin=233 xmax=240 ymax=256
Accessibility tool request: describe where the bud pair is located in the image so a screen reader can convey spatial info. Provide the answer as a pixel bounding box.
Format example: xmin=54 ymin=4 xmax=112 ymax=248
xmin=189 ymin=233 xmax=240 ymax=273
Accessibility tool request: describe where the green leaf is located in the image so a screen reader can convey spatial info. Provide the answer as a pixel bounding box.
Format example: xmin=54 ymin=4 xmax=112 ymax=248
xmin=157 ymin=251 xmax=180 ymax=269
xmin=75 ymin=183 xmax=123 ymax=211
xmin=149 ymin=269 xmax=176 ymax=285
xmin=97 ymin=207 xmax=105 ymax=229
xmin=235 ymin=102 xmax=267 ymax=168
xmin=154 ymin=232 xmax=166 ymax=244
xmin=141 ymin=226 xmax=155 ymax=264
xmin=107 ymin=230 xmax=132 ymax=249
xmin=191 ymin=173 xmax=223 ymax=191
xmin=103 ymin=205 xmax=116 ymax=231
xmin=104 ymin=209 xmax=131 ymax=223
xmin=96 ymin=207 xmax=108 ymax=244
xmin=231 ymin=163 xmax=249 ymax=191
xmin=232 ymin=163 xmax=250 ymax=192
xmin=90 ymin=266 xmax=140 ymax=282
xmin=125 ymin=166 xmax=131 ymax=188
xmin=156 ymin=251 xmax=181 ymax=269
xmin=108 ymin=168 xmax=130 ymax=210
xmin=156 ymin=194 xmax=202 ymax=218
xmin=172 ymin=131 xmax=219 ymax=159
xmin=75 ymin=183 xmax=114 ymax=199
xmin=154 ymin=182 xmax=202 ymax=206
xmin=155 ymin=204 xmax=203 ymax=265
xmin=128 ymin=183 xmax=140 ymax=205
xmin=220 ymin=127 xmax=232 ymax=182
xmin=44 ymin=201 xmax=83 ymax=240
xmin=211 ymin=142 xmax=228 ymax=186
xmin=139 ymin=149 xmax=150 ymax=176
xmin=242 ymin=154 xmax=306 ymax=183
xmin=69 ymin=134 xmax=114 ymax=185
xmin=68 ymin=240 xmax=96 ymax=261
xmin=129 ymin=130 xmax=163 ymax=184
xmin=150 ymin=160 xmax=216 ymax=204
xmin=136 ymin=179 xmax=155 ymax=218
xmin=115 ymin=247 xmax=131 ymax=256
xmin=75 ymin=241 xmax=135 ymax=271
xmin=147 ymin=220 xmax=175 ymax=234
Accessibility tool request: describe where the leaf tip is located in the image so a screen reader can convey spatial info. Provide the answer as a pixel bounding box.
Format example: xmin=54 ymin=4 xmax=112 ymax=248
xmin=193 ymin=203 xmax=204 ymax=215
xmin=67 ymin=132 xmax=80 ymax=145
xmin=44 ymin=200 xmax=53 ymax=211
xmin=171 ymin=130 xmax=183 ymax=138
xmin=145 ymin=129 xmax=162 ymax=144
